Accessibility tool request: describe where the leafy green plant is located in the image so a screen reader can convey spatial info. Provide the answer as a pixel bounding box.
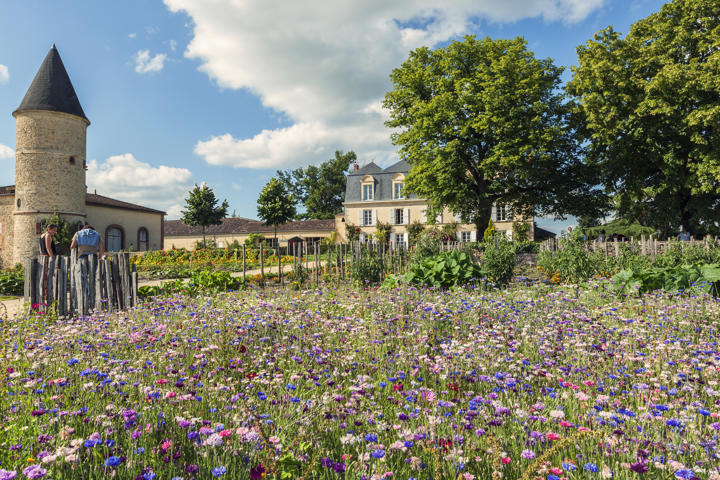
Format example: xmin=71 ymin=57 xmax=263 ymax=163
xmin=612 ymin=263 xmax=720 ymax=297
xmin=512 ymin=221 xmax=530 ymax=242
xmin=374 ymin=220 xmax=391 ymax=244
xmin=537 ymin=232 xmax=596 ymax=284
xmin=350 ymin=245 xmax=384 ymax=286
xmin=412 ymin=229 xmax=442 ymax=264
xmin=406 ymin=220 xmax=425 ymax=246
xmin=190 ymin=270 xmax=235 ymax=294
xmin=404 ymin=250 xmax=482 ymax=289
xmin=0 ymin=266 xmax=24 ymax=295
xmin=481 ymin=237 xmax=517 ymax=287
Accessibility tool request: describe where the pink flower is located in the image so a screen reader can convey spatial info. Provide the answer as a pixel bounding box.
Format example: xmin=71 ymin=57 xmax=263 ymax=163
xmin=501 ymin=457 xmax=511 ymax=465
xmin=546 ymin=432 xmax=561 ymax=441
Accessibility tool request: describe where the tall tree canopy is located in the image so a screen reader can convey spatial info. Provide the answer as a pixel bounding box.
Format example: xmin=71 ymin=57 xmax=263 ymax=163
xmin=181 ymin=184 xmax=229 ymax=248
xmin=257 ymin=177 xmax=296 ymax=241
xmin=567 ymin=0 xmax=720 ymax=236
xmin=277 ymin=150 xmax=355 ymax=220
xmin=383 ymin=35 xmax=606 ymax=234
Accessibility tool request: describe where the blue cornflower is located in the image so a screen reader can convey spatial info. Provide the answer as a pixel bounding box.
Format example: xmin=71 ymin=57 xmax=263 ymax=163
xmin=364 ymin=433 xmax=378 ymax=443
xmin=584 ymin=463 xmax=599 ymax=472
xmin=403 ymin=441 xmax=413 ymax=448
xmin=143 ymin=472 xmax=156 ymax=480
xmin=212 ymin=466 xmax=226 ymax=477
xmin=257 ymin=391 xmax=267 ymax=400
xmin=562 ymin=462 xmax=576 ymax=471
xmin=371 ymin=449 xmax=385 ymax=459
xmin=675 ymin=469 xmax=695 ymax=479
xmin=105 ymin=456 xmax=122 ymax=468
xmin=134 ymin=447 xmax=145 ymax=454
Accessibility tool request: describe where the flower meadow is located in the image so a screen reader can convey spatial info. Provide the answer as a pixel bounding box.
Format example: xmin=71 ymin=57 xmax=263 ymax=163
xmin=1 ymin=283 xmax=720 ymax=479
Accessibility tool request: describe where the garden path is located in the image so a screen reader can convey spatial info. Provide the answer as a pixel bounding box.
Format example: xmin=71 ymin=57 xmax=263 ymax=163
xmin=1 ymin=260 xmax=328 ymax=319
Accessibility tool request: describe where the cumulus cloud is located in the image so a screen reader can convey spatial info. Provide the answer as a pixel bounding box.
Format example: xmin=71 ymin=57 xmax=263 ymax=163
xmin=0 ymin=64 xmax=8 ymax=84
xmin=0 ymin=143 xmax=13 ymax=159
xmin=133 ymin=49 xmax=167 ymax=74
xmin=87 ymin=153 xmax=194 ymax=218
xmin=128 ymin=32 xmax=137 ymax=39
xmin=164 ymin=0 xmax=605 ymax=169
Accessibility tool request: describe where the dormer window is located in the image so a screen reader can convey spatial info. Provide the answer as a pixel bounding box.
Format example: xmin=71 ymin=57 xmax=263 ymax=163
xmin=392 ymin=173 xmax=405 ymax=199
xmin=361 ymin=175 xmax=375 ymax=201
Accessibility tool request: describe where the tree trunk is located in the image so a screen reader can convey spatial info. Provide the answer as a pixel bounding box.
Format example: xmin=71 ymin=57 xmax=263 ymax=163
xmin=474 ymin=201 xmax=492 ymax=241
xmin=202 ymin=225 xmax=206 ymax=248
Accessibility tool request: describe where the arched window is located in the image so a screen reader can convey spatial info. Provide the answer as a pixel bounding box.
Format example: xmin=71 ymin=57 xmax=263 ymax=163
xmin=105 ymin=225 xmax=124 ymax=251
xmin=137 ymin=227 xmax=149 ymax=251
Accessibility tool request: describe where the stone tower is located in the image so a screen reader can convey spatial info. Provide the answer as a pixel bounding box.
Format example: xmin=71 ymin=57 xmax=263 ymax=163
xmin=12 ymin=45 xmax=90 ymax=264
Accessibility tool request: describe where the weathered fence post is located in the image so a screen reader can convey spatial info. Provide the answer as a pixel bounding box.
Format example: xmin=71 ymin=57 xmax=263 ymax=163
xmin=242 ymin=245 xmax=246 ymax=282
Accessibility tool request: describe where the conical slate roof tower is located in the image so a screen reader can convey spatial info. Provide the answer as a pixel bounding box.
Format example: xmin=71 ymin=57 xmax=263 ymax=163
xmin=11 ymin=44 xmax=90 ymax=265
xmin=14 ymin=44 xmax=88 ymax=121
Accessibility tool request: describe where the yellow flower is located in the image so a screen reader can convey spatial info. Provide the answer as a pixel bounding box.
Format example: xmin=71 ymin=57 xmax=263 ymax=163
xmin=27 ymin=457 xmax=35 ymax=463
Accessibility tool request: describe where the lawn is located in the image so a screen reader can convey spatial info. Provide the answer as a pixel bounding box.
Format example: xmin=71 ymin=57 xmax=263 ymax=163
xmin=1 ymin=282 xmax=719 ymax=479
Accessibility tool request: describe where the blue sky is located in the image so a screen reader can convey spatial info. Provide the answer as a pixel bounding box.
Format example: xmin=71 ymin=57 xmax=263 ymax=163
xmin=0 ymin=0 xmax=667 ymax=232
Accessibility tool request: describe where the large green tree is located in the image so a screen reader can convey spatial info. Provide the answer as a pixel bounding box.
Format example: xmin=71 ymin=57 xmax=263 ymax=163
xmin=383 ymin=35 xmax=605 ymax=235
xmin=277 ymin=150 xmax=356 ymax=220
xmin=257 ymin=177 xmax=296 ymax=242
xmin=567 ymin=0 xmax=720 ymax=236
xmin=181 ymin=184 xmax=229 ymax=248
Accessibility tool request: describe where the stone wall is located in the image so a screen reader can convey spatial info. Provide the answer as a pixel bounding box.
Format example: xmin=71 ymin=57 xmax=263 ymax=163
xmin=12 ymin=110 xmax=89 ymax=264
xmin=0 ymin=196 xmax=15 ymax=268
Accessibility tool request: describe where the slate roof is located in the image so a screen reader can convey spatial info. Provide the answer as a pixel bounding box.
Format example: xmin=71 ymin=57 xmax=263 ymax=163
xmin=164 ymin=217 xmax=335 ymax=236
xmin=86 ymin=193 xmax=165 ymax=215
xmin=345 ymin=160 xmax=418 ymax=203
xmin=13 ymin=45 xmax=88 ymax=122
xmin=0 ymin=185 xmax=164 ymax=214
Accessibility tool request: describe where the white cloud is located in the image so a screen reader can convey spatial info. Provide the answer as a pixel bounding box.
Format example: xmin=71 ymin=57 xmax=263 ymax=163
xmin=169 ymin=39 xmax=178 ymax=51
xmin=133 ymin=49 xmax=167 ymax=74
xmin=87 ymin=153 xmax=194 ymax=219
xmin=128 ymin=32 xmax=137 ymax=39
xmin=164 ymin=0 xmax=605 ymax=169
xmin=0 ymin=64 xmax=8 ymax=84
xmin=0 ymin=143 xmax=13 ymax=159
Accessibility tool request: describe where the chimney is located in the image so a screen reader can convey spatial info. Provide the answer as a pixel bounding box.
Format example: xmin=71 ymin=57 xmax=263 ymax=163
xmin=353 ymin=163 xmax=359 ymax=172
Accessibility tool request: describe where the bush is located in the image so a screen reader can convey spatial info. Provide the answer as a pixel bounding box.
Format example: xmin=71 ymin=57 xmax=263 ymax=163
xmin=483 ymin=219 xmax=497 ymax=241
xmin=0 ymin=265 xmax=24 ymax=296
xmin=407 ymin=220 xmax=425 ymax=246
xmin=350 ymin=245 xmax=384 ymax=286
xmin=413 ymin=230 xmax=442 ymax=263
xmin=512 ymin=221 xmax=530 ymax=242
xmin=481 ymin=237 xmax=516 ymax=287
xmin=537 ymin=231 xmax=596 ymax=284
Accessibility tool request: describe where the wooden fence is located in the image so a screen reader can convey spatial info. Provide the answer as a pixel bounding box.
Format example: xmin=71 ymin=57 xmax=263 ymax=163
xmin=540 ymin=234 xmax=719 ymax=259
xmin=24 ymin=251 xmax=138 ymax=317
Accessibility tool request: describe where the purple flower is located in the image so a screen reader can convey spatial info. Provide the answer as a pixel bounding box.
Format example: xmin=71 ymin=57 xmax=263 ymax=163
xmin=185 ymin=465 xmax=199 ymax=474
xmin=521 ymin=449 xmax=535 ymax=459
xmin=22 ymin=465 xmax=46 ymax=479
xmin=0 ymin=470 xmax=17 ymax=480
xmin=630 ymin=462 xmax=648 ymax=473
xmin=212 ymin=467 xmax=226 ymax=477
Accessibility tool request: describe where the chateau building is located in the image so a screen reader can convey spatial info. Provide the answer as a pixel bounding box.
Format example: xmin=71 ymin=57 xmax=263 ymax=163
xmin=335 ymin=160 xmax=535 ymax=244
xmin=0 ymin=45 xmax=165 ymax=267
